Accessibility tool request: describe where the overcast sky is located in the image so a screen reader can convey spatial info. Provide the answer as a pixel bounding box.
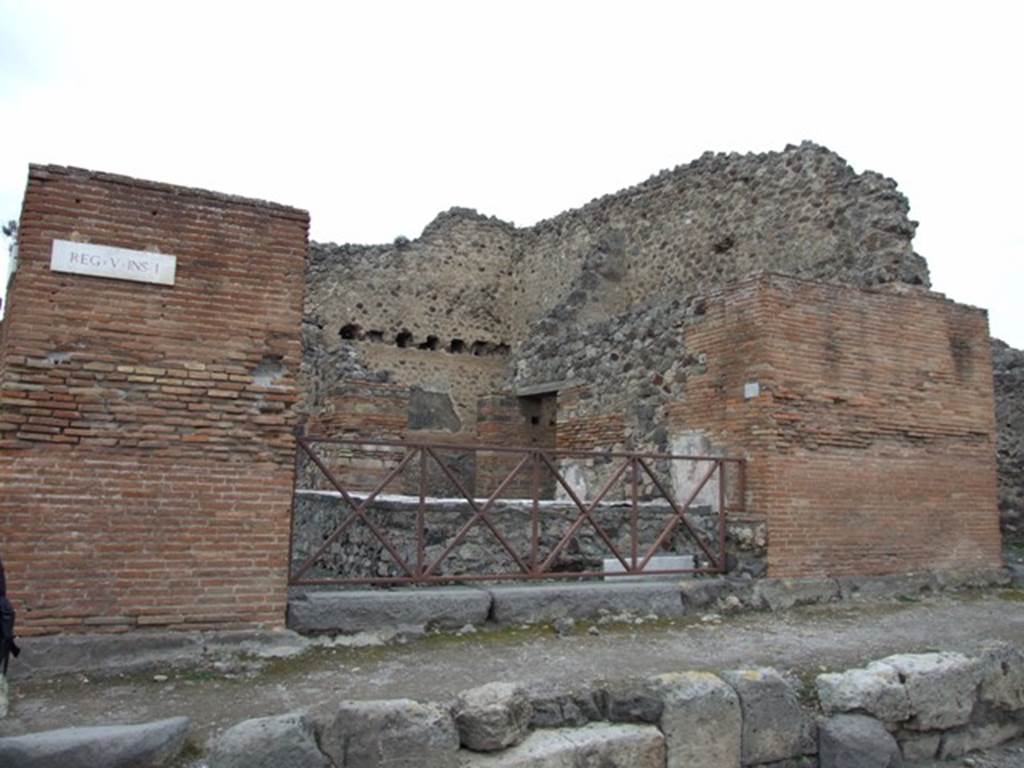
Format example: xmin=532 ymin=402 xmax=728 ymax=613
xmin=1 ymin=1 xmax=1021 ymax=346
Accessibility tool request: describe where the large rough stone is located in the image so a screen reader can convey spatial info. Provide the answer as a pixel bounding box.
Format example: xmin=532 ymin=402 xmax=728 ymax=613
xmin=720 ymin=668 xmax=816 ymax=765
xmin=679 ymin=577 xmax=757 ymax=612
xmin=208 ymin=711 xmax=329 ymax=768
xmin=818 ymin=714 xmax=901 ymax=768
xmin=455 ymin=682 xmax=533 ymax=752
xmin=816 ymin=663 xmax=912 ymax=723
xmin=755 ymin=578 xmax=840 ymax=611
xmin=288 ymin=588 xmax=491 ymax=634
xmin=318 ymin=699 xmax=459 ymax=768
xmin=977 ymin=642 xmax=1024 ymax=711
xmin=599 ymin=679 xmax=664 ymax=724
xmin=487 ymin=582 xmax=684 ymax=625
xmin=895 ymin=730 xmax=940 ymax=761
xmin=457 ymin=723 xmax=665 ymax=767
xmin=651 ymin=670 xmax=742 ymax=768
xmin=528 ymin=686 xmax=600 ymax=729
xmin=938 ymin=718 xmax=1024 ymax=758
xmin=932 ymin=568 xmax=1010 ymax=590
xmin=0 ymin=717 xmax=190 ymax=768
xmin=879 ymin=652 xmax=980 ymax=731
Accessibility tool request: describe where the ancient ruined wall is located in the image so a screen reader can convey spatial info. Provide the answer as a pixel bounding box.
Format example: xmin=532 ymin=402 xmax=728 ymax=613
xmin=993 ymin=339 xmax=1024 ymax=551
xmin=306 ymin=210 xmax=520 ymax=350
xmin=0 ymin=165 xmax=309 ymax=634
xmin=513 ymin=298 xmax=701 ymax=457
xmin=675 ymin=275 xmax=1002 ymax=578
xmin=508 ymin=142 xmax=928 ymax=338
xmin=303 ymin=142 xmax=927 ymax=443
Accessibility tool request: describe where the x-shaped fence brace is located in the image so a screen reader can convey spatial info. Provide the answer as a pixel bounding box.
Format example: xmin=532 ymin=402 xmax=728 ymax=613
xmin=290 ymin=438 xmax=738 ymax=585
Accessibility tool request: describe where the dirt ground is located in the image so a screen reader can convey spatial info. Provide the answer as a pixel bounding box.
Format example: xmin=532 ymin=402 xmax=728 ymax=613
xmin=2 ymin=589 xmax=1024 ymax=765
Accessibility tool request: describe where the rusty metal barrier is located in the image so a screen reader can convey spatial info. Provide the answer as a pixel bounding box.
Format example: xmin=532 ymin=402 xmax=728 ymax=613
xmin=288 ymin=437 xmax=746 ymax=586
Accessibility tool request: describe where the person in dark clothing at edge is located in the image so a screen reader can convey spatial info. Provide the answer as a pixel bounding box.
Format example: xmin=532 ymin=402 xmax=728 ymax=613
xmin=0 ymin=553 xmax=19 ymax=676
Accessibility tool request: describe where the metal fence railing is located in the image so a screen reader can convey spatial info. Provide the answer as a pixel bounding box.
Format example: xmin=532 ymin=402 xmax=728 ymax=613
xmin=289 ymin=437 xmax=746 ymax=586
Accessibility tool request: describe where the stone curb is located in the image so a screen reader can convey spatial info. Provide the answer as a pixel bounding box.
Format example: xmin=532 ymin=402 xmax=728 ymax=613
xmin=9 ymin=567 xmax=1013 ymax=681
xmin=7 ymin=642 xmax=1024 ymax=766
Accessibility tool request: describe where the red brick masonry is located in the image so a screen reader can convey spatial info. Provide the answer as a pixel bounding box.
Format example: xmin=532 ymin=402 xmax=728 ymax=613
xmin=675 ymin=275 xmax=1003 ymax=578
xmin=0 ymin=166 xmax=309 ymax=635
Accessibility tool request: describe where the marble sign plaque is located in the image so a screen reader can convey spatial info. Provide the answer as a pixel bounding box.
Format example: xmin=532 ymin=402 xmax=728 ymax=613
xmin=50 ymin=239 xmax=176 ymax=286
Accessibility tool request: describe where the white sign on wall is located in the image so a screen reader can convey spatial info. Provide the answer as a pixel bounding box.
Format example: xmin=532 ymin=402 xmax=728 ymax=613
xmin=50 ymin=239 xmax=176 ymax=286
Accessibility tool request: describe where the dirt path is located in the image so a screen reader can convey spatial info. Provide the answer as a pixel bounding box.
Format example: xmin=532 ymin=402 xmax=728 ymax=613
xmin=2 ymin=590 xmax=1024 ymax=754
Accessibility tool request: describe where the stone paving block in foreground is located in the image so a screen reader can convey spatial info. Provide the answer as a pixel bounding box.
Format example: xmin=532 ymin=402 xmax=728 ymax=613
xmin=720 ymin=668 xmax=816 ymax=766
xmin=457 ymin=723 xmax=664 ymax=767
xmin=455 ymin=682 xmax=533 ymax=751
xmin=816 ymin=663 xmax=912 ymax=723
xmin=818 ymin=714 xmax=901 ymax=768
xmin=318 ymin=698 xmax=459 ymax=768
xmin=0 ymin=717 xmax=190 ymax=768
xmin=651 ymin=670 xmax=742 ymax=768
xmin=879 ymin=652 xmax=980 ymax=731
xmin=207 ymin=711 xmax=329 ymax=768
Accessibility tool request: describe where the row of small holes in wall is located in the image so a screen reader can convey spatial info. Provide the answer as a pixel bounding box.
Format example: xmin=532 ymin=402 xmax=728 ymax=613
xmin=340 ymin=324 xmax=510 ymax=357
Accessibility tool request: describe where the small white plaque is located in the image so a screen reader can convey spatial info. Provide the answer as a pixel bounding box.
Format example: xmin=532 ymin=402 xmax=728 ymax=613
xmin=50 ymin=240 xmax=176 ymax=286
xmin=743 ymin=381 xmax=761 ymax=400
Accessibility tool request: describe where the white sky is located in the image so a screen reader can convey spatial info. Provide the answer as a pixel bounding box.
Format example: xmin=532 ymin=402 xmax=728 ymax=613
xmin=1 ymin=1 xmax=1021 ymax=346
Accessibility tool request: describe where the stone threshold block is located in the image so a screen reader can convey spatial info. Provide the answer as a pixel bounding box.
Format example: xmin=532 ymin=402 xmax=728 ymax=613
xmin=487 ymin=581 xmax=685 ymax=625
xmin=287 ymin=587 xmax=492 ymax=634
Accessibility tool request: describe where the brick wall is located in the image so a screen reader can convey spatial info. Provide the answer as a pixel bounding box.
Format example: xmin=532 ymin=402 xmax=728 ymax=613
xmin=475 ymin=393 xmax=557 ymax=498
xmin=674 ymin=274 xmax=1002 ymax=577
xmin=0 ymin=165 xmax=309 ymax=634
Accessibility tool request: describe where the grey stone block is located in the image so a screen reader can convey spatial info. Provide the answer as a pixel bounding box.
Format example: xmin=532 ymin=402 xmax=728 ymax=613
xmin=317 ymin=699 xmax=459 ymax=768
xmin=599 ymin=679 xmax=665 ymax=724
xmin=978 ymin=642 xmax=1024 ymax=711
xmin=457 ymin=723 xmax=665 ymax=767
xmin=879 ymin=652 xmax=980 ymax=731
xmin=0 ymin=675 xmax=8 ymax=719
xmin=753 ymin=758 xmax=819 ymax=768
xmin=679 ymin=577 xmax=759 ymax=612
xmin=938 ymin=718 xmax=1024 ymax=758
xmin=932 ymin=567 xmax=1011 ymax=590
xmin=208 ymin=711 xmax=329 ymax=768
xmin=288 ymin=587 xmax=492 ymax=634
xmin=0 ymin=717 xmax=190 ymax=768
xmin=835 ymin=573 xmax=937 ymax=602
xmin=488 ymin=582 xmax=683 ymax=625
xmin=720 ymin=668 xmax=816 ymax=766
xmin=10 ymin=629 xmax=310 ymax=681
xmin=895 ymin=731 xmax=939 ymax=762
xmin=454 ymin=682 xmax=533 ymax=752
xmin=755 ymin=578 xmax=840 ymax=612
xmin=818 ymin=714 xmax=901 ymax=768
xmin=1008 ymin=564 xmax=1024 ymax=588
xmin=651 ymin=670 xmax=742 ymax=768
xmin=816 ymin=664 xmax=912 ymax=724
xmin=9 ymin=632 xmax=201 ymax=681
xmin=528 ymin=685 xmax=600 ymax=729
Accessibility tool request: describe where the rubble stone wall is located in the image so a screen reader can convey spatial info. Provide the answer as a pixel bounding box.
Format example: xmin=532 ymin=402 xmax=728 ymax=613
xmin=993 ymin=339 xmax=1024 ymax=552
xmin=302 ymin=142 xmax=928 ymax=447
